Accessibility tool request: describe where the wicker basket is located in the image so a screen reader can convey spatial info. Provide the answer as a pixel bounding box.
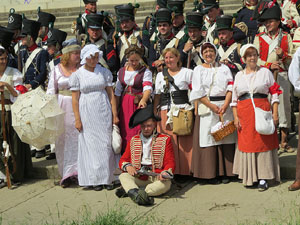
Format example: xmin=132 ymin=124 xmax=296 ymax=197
xmin=211 ymin=114 xmax=236 ymax=142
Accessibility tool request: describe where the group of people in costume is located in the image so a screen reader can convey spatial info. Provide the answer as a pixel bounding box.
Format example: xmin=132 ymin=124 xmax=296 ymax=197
xmin=1 ymin=0 xmax=300 ymax=206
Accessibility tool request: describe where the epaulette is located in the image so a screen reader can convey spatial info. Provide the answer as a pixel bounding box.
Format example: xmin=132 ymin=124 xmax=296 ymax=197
xmin=292 ymin=0 xmax=297 ymax=4
xmin=256 ymin=32 xmax=265 ymax=36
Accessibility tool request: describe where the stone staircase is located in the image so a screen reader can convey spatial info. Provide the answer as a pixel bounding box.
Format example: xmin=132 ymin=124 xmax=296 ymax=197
xmin=0 ymin=0 xmax=243 ymax=39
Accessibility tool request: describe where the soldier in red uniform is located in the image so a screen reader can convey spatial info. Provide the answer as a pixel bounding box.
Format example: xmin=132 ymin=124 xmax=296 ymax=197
xmin=116 ymin=104 xmax=175 ymax=206
xmin=253 ymin=0 xmax=293 ymax=153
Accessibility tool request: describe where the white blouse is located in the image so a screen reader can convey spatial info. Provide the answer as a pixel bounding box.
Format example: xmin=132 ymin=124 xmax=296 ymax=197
xmin=190 ymin=64 xmax=233 ymax=102
xmin=115 ymin=69 xmax=153 ymax=96
xmin=231 ymin=67 xmax=279 ymax=107
xmin=289 ymin=47 xmax=300 ymax=93
xmin=1 ymin=67 xmax=24 ymax=103
xmin=155 ymin=67 xmax=193 ymax=110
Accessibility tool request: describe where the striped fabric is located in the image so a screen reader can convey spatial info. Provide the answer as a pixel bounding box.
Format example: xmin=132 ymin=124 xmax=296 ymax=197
xmin=69 ymin=65 xmax=116 ymax=186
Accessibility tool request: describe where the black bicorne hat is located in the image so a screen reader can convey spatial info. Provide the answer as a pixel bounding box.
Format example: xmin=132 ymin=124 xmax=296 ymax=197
xmin=37 ymin=11 xmax=56 ymax=28
xmin=216 ymin=15 xmax=234 ymax=31
xmin=156 ymin=8 xmax=173 ymax=23
xmin=252 ymin=0 xmax=281 ymax=22
xmin=7 ymin=8 xmax=23 ymax=31
xmin=86 ymin=14 xmax=104 ymax=29
xmin=167 ymin=0 xmax=185 ymax=15
xmin=129 ymin=104 xmax=161 ymax=129
xmin=83 ymin=0 xmax=97 ymax=4
xmin=0 ymin=26 xmax=15 ymax=50
xmin=47 ymin=28 xmax=67 ymax=46
xmin=186 ymin=11 xmax=203 ymax=28
xmin=115 ymin=4 xmax=139 ymax=22
xmin=21 ymin=19 xmax=41 ymax=41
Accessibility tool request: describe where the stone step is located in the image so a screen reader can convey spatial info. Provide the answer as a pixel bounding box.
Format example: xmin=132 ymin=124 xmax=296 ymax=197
xmin=31 ymin=150 xmax=298 ymax=180
xmin=1 ymin=0 xmax=242 ymax=19
xmin=2 ymin=0 xmax=242 ymax=12
xmin=32 ymin=129 xmax=299 ymax=180
xmin=0 ymin=0 xmax=243 ymax=39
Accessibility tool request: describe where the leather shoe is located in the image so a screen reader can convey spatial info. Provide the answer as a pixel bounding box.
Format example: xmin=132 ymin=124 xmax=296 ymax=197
xmin=93 ymin=185 xmax=104 ymax=191
xmin=35 ymin=149 xmax=46 ymax=158
xmin=46 ymin=153 xmax=56 ymax=160
xmin=115 ymin=187 xmax=128 ymax=198
xmin=288 ymin=180 xmax=300 ymax=191
xmin=31 ymin=150 xmax=36 ymax=157
xmin=105 ymin=184 xmax=115 ymax=191
xmin=128 ymin=188 xmax=154 ymax=205
xmin=0 ymin=179 xmax=6 ymax=189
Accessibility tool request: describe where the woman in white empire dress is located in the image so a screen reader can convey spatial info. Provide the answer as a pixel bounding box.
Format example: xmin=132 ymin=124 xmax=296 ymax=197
xmin=69 ymin=44 xmax=119 ymax=191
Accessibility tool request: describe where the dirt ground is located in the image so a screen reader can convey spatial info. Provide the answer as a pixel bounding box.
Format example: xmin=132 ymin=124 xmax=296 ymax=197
xmin=1 ymin=178 xmax=300 ymax=225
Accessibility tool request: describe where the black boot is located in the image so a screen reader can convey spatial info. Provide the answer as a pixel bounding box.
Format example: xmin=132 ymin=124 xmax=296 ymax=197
xmin=115 ymin=187 xmax=128 ymax=198
xmin=35 ymin=149 xmax=46 ymax=158
xmin=46 ymin=153 xmax=56 ymax=160
xmin=31 ymin=149 xmax=36 ymax=157
xmin=128 ymin=188 xmax=154 ymax=206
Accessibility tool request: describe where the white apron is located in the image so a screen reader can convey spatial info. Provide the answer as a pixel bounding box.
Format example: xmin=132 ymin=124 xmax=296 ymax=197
xmin=199 ymin=100 xmax=236 ymax=147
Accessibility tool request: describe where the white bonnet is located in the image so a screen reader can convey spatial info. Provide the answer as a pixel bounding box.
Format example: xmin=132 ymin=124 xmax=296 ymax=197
xmin=199 ymin=42 xmax=218 ymax=63
xmin=80 ymin=44 xmax=103 ymax=65
xmin=240 ymin=44 xmax=258 ymax=61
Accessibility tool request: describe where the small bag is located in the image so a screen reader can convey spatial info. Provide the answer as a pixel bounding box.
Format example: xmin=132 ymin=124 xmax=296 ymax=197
xmin=252 ymin=101 xmax=275 ymax=135
xmin=162 ymin=68 xmax=194 ymax=136
xmin=112 ymin=124 xmax=122 ymax=154
xmin=172 ymin=109 xmax=194 ymax=136
xmin=246 ymin=70 xmax=275 ymax=135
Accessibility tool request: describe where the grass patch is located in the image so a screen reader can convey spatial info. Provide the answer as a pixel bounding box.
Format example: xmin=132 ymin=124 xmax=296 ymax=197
xmin=41 ymin=205 xmax=174 ymax=225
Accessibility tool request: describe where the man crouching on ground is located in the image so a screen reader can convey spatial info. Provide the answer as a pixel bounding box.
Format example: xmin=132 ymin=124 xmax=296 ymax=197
xmin=116 ymin=104 xmax=175 ymax=206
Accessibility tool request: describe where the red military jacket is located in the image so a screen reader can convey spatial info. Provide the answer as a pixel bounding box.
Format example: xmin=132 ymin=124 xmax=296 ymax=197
xmin=119 ymin=133 xmax=176 ymax=174
xmin=254 ymin=30 xmax=292 ymax=71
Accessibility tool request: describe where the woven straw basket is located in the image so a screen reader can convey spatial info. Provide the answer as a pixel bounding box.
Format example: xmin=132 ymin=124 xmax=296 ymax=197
xmin=211 ymin=114 xmax=236 ymax=142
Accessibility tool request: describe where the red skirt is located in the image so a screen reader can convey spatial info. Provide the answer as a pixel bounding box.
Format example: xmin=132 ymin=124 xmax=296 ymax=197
xmin=119 ymin=94 xmax=140 ymax=153
xmin=237 ymin=98 xmax=279 ymax=153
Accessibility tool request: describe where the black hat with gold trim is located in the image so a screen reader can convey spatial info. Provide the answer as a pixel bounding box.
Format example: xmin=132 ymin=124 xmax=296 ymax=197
xmin=129 ymin=104 xmax=161 ymax=129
